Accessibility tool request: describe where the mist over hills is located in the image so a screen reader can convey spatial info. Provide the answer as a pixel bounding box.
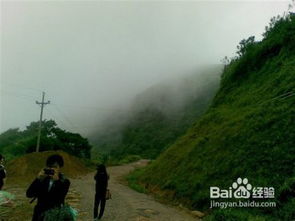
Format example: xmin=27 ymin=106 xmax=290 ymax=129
xmin=89 ymin=65 xmax=223 ymax=159
xmin=1 ymin=2 xmax=294 ymax=220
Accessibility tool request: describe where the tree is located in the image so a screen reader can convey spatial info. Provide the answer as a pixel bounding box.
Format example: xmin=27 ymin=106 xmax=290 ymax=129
xmin=0 ymin=120 xmax=92 ymax=159
xmin=236 ymin=36 xmax=255 ymax=57
xmin=0 ymin=128 xmax=22 ymax=149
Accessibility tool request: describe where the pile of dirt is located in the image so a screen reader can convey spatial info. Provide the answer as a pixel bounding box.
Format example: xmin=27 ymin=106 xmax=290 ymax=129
xmin=6 ymin=151 xmax=91 ymax=184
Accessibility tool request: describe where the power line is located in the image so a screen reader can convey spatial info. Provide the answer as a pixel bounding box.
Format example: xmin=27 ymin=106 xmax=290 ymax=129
xmin=278 ymin=92 xmax=295 ymax=100
xmin=50 ymin=102 xmax=128 ymax=112
xmin=46 ymin=106 xmax=70 ymax=130
xmin=256 ymin=91 xmax=295 ymax=106
xmin=3 ymin=88 xmax=294 ymax=134
xmin=47 ymin=106 xmax=103 ymax=130
xmin=51 ymin=104 xmax=77 ymax=129
xmin=1 ymin=89 xmax=128 ymax=112
xmin=1 ymin=81 xmax=42 ymax=93
xmin=0 ymin=89 xmax=37 ymax=100
xmin=1 ymin=91 xmax=124 ymax=112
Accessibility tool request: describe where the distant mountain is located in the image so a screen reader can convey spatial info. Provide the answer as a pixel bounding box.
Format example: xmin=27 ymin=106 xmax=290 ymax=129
xmin=90 ymin=66 xmax=222 ymax=160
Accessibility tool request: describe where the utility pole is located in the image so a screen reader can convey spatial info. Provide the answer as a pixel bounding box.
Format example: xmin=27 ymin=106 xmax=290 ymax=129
xmin=36 ymin=92 xmax=50 ymax=152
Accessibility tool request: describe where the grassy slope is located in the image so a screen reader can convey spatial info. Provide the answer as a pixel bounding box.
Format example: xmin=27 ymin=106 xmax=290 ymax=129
xmin=131 ymin=15 xmax=295 ymax=220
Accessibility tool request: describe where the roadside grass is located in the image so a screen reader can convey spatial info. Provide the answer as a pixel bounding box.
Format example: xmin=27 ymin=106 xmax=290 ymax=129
xmin=125 ymin=168 xmax=147 ymax=194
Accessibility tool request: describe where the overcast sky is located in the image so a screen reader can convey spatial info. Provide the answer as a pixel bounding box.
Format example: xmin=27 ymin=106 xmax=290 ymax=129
xmin=0 ymin=0 xmax=291 ymax=136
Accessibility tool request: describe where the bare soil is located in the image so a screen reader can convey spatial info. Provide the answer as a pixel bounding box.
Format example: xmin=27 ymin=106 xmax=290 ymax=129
xmin=1 ymin=160 xmax=198 ymax=221
xmin=71 ymin=160 xmax=198 ymax=221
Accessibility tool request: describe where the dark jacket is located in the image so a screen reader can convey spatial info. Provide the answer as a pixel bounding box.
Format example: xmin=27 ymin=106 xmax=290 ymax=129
xmin=0 ymin=165 xmax=6 ymax=189
xmin=94 ymin=172 xmax=109 ymax=198
xmin=26 ymin=173 xmax=70 ymax=221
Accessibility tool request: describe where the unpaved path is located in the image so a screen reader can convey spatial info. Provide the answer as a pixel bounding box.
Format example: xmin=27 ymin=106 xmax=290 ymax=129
xmin=71 ymin=160 xmax=198 ymax=221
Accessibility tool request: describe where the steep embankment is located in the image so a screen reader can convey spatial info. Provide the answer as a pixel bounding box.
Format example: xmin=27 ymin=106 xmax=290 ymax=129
xmin=133 ymin=14 xmax=295 ymax=220
xmin=92 ymin=67 xmax=222 ymax=160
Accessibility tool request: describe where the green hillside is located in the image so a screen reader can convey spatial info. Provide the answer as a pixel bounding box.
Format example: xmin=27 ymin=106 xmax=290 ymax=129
xmin=91 ymin=67 xmax=222 ymax=161
xmin=130 ymin=14 xmax=295 ymax=220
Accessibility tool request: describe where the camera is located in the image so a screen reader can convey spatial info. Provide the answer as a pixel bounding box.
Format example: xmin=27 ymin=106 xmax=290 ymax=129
xmin=44 ymin=168 xmax=55 ymax=176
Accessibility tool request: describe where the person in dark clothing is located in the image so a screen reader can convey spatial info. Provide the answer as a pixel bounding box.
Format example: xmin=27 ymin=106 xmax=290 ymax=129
xmin=26 ymin=154 xmax=70 ymax=221
xmin=0 ymin=154 xmax=6 ymax=190
xmin=93 ymin=164 xmax=109 ymax=220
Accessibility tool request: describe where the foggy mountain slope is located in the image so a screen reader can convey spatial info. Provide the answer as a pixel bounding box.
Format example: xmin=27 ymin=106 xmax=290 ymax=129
xmin=89 ymin=65 xmax=222 ymax=159
xmin=2 ymin=1 xmax=291 ymax=135
xmin=131 ymin=14 xmax=295 ymax=220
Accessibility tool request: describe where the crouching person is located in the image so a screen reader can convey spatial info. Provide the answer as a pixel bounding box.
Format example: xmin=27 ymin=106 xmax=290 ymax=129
xmin=26 ymin=154 xmax=70 ymax=221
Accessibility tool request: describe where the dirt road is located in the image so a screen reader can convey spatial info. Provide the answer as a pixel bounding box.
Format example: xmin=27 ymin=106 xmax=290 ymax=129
xmin=71 ymin=160 xmax=198 ymax=221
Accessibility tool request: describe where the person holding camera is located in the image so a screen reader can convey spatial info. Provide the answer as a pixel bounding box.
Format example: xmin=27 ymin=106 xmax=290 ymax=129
xmin=26 ymin=154 xmax=70 ymax=221
xmin=0 ymin=154 xmax=6 ymax=190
